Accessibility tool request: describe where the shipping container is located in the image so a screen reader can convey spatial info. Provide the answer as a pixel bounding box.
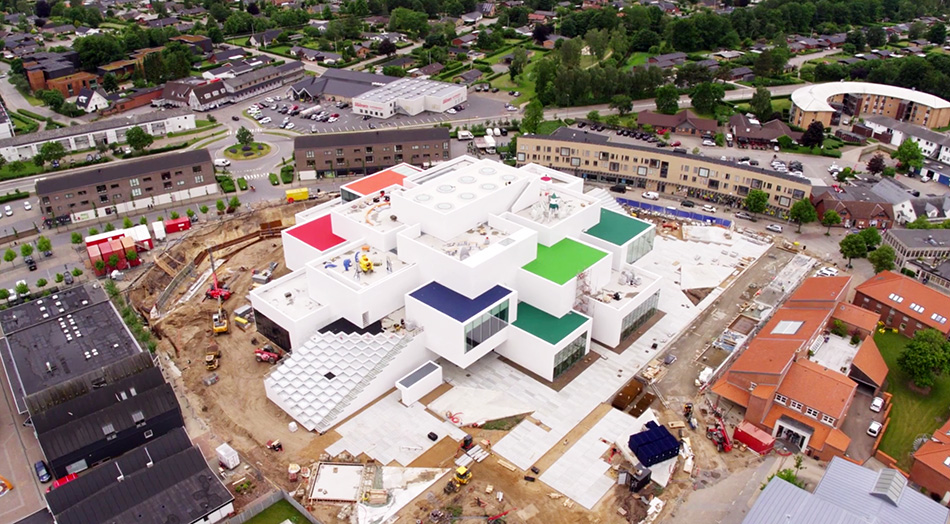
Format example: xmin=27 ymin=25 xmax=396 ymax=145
xmin=120 ymin=237 xmax=140 ymax=266
xmin=216 ymin=443 xmax=240 ymax=469
xmin=109 ymin=239 xmax=127 ymax=269
xmin=84 ymin=230 xmax=126 ymax=248
xmin=163 ymin=217 xmax=191 ymax=233
xmin=733 ymin=421 xmax=774 ymax=454
xmin=285 ymin=188 xmax=309 ymax=203
xmin=86 ymin=244 xmax=102 ymax=263
xmin=130 ymin=225 xmax=153 ymax=250
xmin=151 ymin=221 xmax=166 ymax=241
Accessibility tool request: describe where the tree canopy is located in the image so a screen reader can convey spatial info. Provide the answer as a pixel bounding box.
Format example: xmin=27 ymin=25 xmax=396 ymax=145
xmin=898 ymin=328 xmax=950 ymax=388
xmin=789 ymin=199 xmax=818 ymax=233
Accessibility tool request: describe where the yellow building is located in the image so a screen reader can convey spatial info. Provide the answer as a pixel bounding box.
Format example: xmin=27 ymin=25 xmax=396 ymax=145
xmin=791 ymin=82 xmax=950 ymax=130
xmin=517 ymin=130 xmax=811 ymax=212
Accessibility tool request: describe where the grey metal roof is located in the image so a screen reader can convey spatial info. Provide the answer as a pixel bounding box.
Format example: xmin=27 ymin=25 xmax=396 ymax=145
xmin=743 ymin=479 xmax=864 ymax=524
xmin=294 ymin=127 xmax=449 ymax=150
xmin=36 ymin=382 xmax=181 ymax=460
xmin=24 ymin=352 xmax=156 ymax=415
xmin=0 ymin=107 xmax=193 ymax=149
xmin=48 ymin=428 xmax=233 ymax=524
xmin=812 ymin=457 xmax=950 ymax=524
xmin=868 ymin=176 xmax=912 ymax=204
xmin=34 ymin=148 xmax=211 ymax=195
xmin=886 ymin=228 xmax=950 ymax=249
xmin=865 ymin=115 xmax=950 ymax=149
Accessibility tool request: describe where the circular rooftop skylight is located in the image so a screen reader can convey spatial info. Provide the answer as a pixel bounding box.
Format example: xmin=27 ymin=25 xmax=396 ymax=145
xmin=459 ymin=175 xmax=477 ymax=184
xmin=436 ymin=202 xmax=454 ymax=210
xmin=501 ymin=174 xmax=517 ymax=181
xmin=459 ymin=192 xmax=476 ymax=200
xmin=479 ymin=167 xmax=497 ymax=175
xmin=437 ymin=184 xmax=456 ymax=193
xmin=414 ymin=194 xmax=432 ymax=202
xmin=480 ymin=183 xmax=497 ymax=190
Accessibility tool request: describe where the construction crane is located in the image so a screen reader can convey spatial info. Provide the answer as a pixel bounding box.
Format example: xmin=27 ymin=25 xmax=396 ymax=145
xmin=205 ymin=247 xmax=231 ymax=301
xmin=212 ymin=295 xmax=229 ymax=335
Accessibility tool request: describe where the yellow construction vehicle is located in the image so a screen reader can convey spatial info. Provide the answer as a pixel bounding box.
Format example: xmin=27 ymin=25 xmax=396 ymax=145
xmin=205 ymin=344 xmax=221 ymax=370
xmin=212 ymin=296 xmax=229 ymax=335
xmin=443 ymin=466 xmax=473 ymax=494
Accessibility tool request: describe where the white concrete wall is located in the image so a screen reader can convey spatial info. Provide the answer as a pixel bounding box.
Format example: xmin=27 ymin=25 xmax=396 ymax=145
xmin=281 ymin=231 xmax=324 ymax=272
xmin=580 ymin=232 xmax=626 ymax=271
xmin=249 ymin=272 xmax=335 ymax=349
xmin=588 ymin=272 xmax=662 ymax=347
xmin=397 ymin=360 xmax=443 ymax=406
xmin=496 ymin=317 xmax=591 ymax=382
xmin=516 ymin=268 xmax=576 ymax=318
xmin=331 ymin=208 xmax=405 ymax=252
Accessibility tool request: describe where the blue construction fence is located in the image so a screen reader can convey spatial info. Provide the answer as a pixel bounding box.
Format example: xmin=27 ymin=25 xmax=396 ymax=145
xmin=617 ymin=198 xmax=734 ymax=228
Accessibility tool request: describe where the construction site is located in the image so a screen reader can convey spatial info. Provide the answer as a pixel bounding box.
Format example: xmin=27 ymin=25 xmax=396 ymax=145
xmin=115 ymin=160 xmax=801 ymax=524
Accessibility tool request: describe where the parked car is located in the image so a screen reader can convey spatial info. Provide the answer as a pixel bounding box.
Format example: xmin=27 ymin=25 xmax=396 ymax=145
xmin=642 ymin=191 xmax=659 ymax=200
xmin=4 ymin=205 xmax=12 ymax=216
xmin=34 ymin=461 xmax=51 ymax=483
xmin=867 ymin=420 xmax=883 ymax=437
xmin=702 ymin=204 xmax=717 ymax=213
xmin=681 ymin=200 xmax=696 ymax=208
xmin=870 ymin=396 xmax=885 ymax=412
xmin=362 ymin=115 xmax=372 ymax=120
xmin=23 ymin=201 xmax=31 ymax=211
xmin=260 ymin=117 xmax=272 ymax=124
xmin=669 ymin=141 xmax=681 ymax=147
xmin=264 ymin=97 xmax=274 ymax=103
xmin=735 ymin=211 xmax=753 ymax=220
xmin=64 ymin=272 xmax=74 ymax=285
xmin=327 ymin=116 xmax=338 ymax=123
xmin=610 ymin=184 xmax=627 ymax=194
xmin=766 ymin=224 xmax=783 ymax=233
xmin=231 ymin=115 xmax=239 ymax=121
xmin=25 ymin=256 xmax=36 ymax=271
xmin=817 ymin=267 xmax=839 ymax=277
xmin=285 ymin=122 xmax=295 ymax=130
xmin=702 ymin=139 xmax=716 ymax=147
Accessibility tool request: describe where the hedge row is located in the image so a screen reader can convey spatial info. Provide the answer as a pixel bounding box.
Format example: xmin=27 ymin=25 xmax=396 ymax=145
xmin=216 ymin=175 xmax=236 ymax=193
xmin=0 ymin=189 xmax=29 ymax=204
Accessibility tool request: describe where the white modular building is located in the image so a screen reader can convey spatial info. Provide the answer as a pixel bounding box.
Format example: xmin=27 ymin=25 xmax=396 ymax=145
xmin=352 ymin=78 xmax=468 ymax=119
xmin=251 ymin=156 xmax=660 ymax=433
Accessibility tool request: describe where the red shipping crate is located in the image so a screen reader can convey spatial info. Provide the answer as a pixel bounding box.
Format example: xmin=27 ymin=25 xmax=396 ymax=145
xmin=163 ymin=217 xmax=191 ymax=233
xmin=86 ymin=244 xmax=102 ymax=263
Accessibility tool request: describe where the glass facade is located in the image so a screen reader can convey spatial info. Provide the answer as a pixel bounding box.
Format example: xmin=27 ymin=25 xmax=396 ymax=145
xmin=464 ymin=300 xmax=510 ymax=353
xmin=620 ymin=291 xmax=660 ymax=340
xmin=553 ymin=332 xmax=588 ymax=378
xmin=626 ymin=229 xmax=655 ymax=264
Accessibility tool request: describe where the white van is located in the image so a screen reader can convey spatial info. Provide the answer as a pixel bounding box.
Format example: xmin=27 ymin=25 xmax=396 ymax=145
xmin=702 ymin=204 xmax=717 ymax=213
xmin=457 ymin=130 xmax=474 ymax=140
xmin=214 ymin=159 xmax=231 ymax=168
xmin=485 ymin=128 xmax=494 ymax=137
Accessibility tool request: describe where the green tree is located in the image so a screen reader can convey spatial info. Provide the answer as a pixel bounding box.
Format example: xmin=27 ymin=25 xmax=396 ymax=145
xmin=126 ymin=126 xmax=154 ymax=152
xmin=0 ymin=289 xmax=8 ymax=301
xmin=928 ymin=24 xmax=947 ymax=44
xmin=229 ymin=196 xmax=241 ymax=209
xmin=123 ymin=217 xmax=134 ymax=228
xmin=858 ymin=227 xmax=882 ymax=250
xmin=866 ymin=154 xmax=886 ymax=176
xmin=216 ymin=199 xmax=226 ymax=213
xmin=186 ymin=209 xmax=195 ymax=219
xmin=54 ymin=273 xmax=64 ymax=283
xmin=744 ymin=189 xmax=768 ymax=218
xmin=522 ymin=99 xmax=543 ymax=134
xmin=39 ymin=89 xmax=65 ymax=110
xmin=39 ymin=141 xmax=66 ymax=165
xmin=866 ymin=26 xmax=887 ymax=48
xmin=36 ymin=278 xmax=47 ymax=288
xmin=789 ymin=199 xmax=818 ymax=233
xmin=3 ymin=248 xmax=16 ymax=267
xmin=102 ymin=73 xmax=119 ymax=93
xmin=587 ymin=110 xmax=601 ymax=122
xmin=509 ymin=47 xmax=528 ymax=81
xmin=898 ymin=328 xmax=950 ymax=388
xmin=655 ymin=84 xmax=679 ymax=115
xmin=139 ymin=216 xmax=148 ymax=225
xmin=7 ymin=160 xmax=24 ymax=175
xmin=19 ymin=243 xmax=32 ymax=258
xmin=15 ymin=282 xmax=28 ymax=296
xmin=104 ymin=222 xmax=115 ymax=232
xmin=690 ymin=82 xmax=724 ymax=115
xmin=800 ymin=121 xmax=825 ymax=148
xmin=236 ymin=126 xmax=254 ymax=147
xmin=94 ymin=259 xmax=106 ymax=274
xmin=609 ymin=95 xmax=632 ymax=116
xmin=200 ymin=204 xmax=209 ymax=215
xmin=71 ymin=232 xmax=83 ymax=244
xmin=36 ymin=236 xmax=51 ymax=253
xmin=126 ymin=249 xmax=138 ymax=263
xmin=88 ymin=228 xmax=98 ymax=235
xmin=892 ymin=139 xmax=924 ymax=173
xmin=868 ymin=244 xmax=896 ymax=273
xmin=170 ymin=211 xmax=180 ymax=219
xmin=71 ymin=268 xmax=83 ymax=277
xmin=750 ymin=87 xmax=773 ymax=122
xmin=839 ymin=233 xmax=867 ymax=268
xmin=761 ymin=468 xmax=805 ymax=490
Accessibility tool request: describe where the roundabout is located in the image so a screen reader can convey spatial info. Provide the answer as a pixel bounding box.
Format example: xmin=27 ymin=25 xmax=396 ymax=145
xmin=223 ymin=142 xmax=271 ymax=161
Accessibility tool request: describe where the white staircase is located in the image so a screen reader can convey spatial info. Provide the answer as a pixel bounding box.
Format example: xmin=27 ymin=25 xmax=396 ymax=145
xmin=586 ymin=187 xmax=626 ymax=214
xmin=264 ymin=329 xmax=421 ymax=433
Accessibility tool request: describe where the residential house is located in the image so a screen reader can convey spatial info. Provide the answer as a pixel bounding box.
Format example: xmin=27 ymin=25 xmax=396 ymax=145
xmin=145 ymin=17 xmax=180 ymax=29
xmin=745 ymin=457 xmax=950 ymax=524
xmin=864 ymin=115 xmax=950 ymax=165
xmin=291 ymin=46 xmax=323 ymax=61
xmin=543 ymin=34 xmax=568 ymax=49
xmin=41 ymin=24 xmax=76 ymax=35
xmin=853 ymin=271 xmax=950 ymax=338
xmin=716 ymin=50 xmax=744 ymax=60
xmin=101 ymin=86 xmax=164 ymax=115
xmin=170 ymin=34 xmax=213 ymax=54
xmin=882 ymin=229 xmax=950 ymax=292
xmin=478 ymin=2 xmax=496 ymax=16
xmin=249 ymin=29 xmax=283 ymax=47
xmin=729 ymin=113 xmax=801 ymax=146
xmin=413 ymin=62 xmax=445 ymax=78
xmin=210 ymin=48 xmax=246 ymax=64
xmin=712 ymin=276 xmax=888 ymax=460
xmin=809 ymin=179 xmax=898 ymax=230
xmin=456 ymin=69 xmax=483 ymax=84
xmin=74 ymin=88 xmax=110 ymax=113
xmin=527 ymin=10 xmax=556 ymax=23
xmin=820 ymin=33 xmax=848 ymax=48
xmin=636 ymin=110 xmax=718 ymax=136
xmin=353 ymin=42 xmax=374 ymax=59
xmin=648 ymin=52 xmax=686 ymax=66
xmin=308 ymin=19 xmax=329 ymax=32
xmin=461 ymin=11 xmax=483 ymax=24
xmin=453 ymin=33 xmax=479 ymax=47
xmin=365 ymin=15 xmax=390 ymax=27
xmin=728 ymin=66 xmax=754 ymax=81
xmin=380 ymin=56 xmax=415 ymax=70
xmin=910 ymin=418 xmax=950 ymax=501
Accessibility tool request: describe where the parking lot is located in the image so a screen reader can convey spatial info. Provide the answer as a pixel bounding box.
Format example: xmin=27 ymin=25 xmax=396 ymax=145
xmin=244 ymin=91 xmax=514 ymax=134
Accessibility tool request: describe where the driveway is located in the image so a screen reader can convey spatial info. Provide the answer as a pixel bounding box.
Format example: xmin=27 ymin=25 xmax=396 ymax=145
xmin=0 ymin=353 xmax=46 ymax=523
xmin=841 ymin=391 xmax=885 ymax=463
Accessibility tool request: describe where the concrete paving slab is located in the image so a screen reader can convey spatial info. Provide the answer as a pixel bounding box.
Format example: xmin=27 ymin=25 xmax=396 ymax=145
xmin=326 ymin=391 xmax=467 ymax=466
xmin=427 ymin=386 xmax=533 ymax=427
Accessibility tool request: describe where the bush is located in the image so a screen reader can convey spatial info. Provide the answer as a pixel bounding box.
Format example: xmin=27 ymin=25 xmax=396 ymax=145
xmin=269 ymin=173 xmax=280 ymax=185
xmin=216 ymin=175 xmax=236 ymax=193
xmin=901 ymin=268 xmax=917 ymax=278
xmin=237 ymin=177 xmax=248 ymax=190
xmin=820 ymin=149 xmax=842 ymax=158
xmin=280 ymin=165 xmax=294 ymax=184
xmin=0 ymin=189 xmax=30 ymax=204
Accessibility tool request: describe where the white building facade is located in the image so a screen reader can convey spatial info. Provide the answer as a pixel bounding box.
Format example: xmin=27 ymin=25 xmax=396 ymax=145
xmin=352 ymin=78 xmax=467 ymax=119
xmin=251 ymin=157 xmax=660 ymax=432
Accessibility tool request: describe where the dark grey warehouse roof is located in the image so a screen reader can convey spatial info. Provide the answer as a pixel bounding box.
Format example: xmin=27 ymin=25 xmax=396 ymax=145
xmin=0 ymin=284 xmax=142 ymax=413
xmin=0 ymin=108 xmax=193 ymax=148
xmin=36 ymin=382 xmax=181 ymax=460
xmin=294 ymin=127 xmax=449 ymax=149
xmin=24 ymin=352 xmax=156 ymax=415
xmin=47 ymin=428 xmax=233 ymax=524
xmin=34 ymin=148 xmax=212 ymax=195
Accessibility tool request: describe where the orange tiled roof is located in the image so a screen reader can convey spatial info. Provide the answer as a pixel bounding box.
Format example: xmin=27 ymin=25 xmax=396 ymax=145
xmin=711 ymin=379 xmax=751 ymax=408
xmin=933 ymin=419 xmax=950 ymax=445
xmin=788 ymin=276 xmax=851 ymax=304
xmin=851 ymin=337 xmax=889 ymax=388
xmin=832 ymin=302 xmax=880 ymax=332
xmin=751 ymin=384 xmax=776 ymax=400
xmin=728 ymin=338 xmax=802 ymax=375
xmin=824 ymin=427 xmax=851 ymax=453
xmin=855 ymin=271 xmax=950 ymax=334
xmin=914 ymin=440 xmax=950 ymax=477
xmin=763 ymin=404 xmax=835 ymax=452
xmin=777 ymin=359 xmax=857 ymax=420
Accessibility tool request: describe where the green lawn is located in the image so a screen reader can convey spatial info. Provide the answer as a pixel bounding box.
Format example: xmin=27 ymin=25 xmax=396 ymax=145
xmin=244 ymin=499 xmax=309 ymax=524
xmin=876 ymin=331 xmax=950 ymax=470
xmin=224 ymin=142 xmax=272 ymax=160
xmin=623 ymin=52 xmax=650 ymax=70
xmin=265 ymin=45 xmax=293 ymax=56
xmin=227 ymin=37 xmax=250 ymax=47
xmin=536 ymin=120 xmax=566 ymax=135
xmin=488 ymin=49 xmax=547 ymax=104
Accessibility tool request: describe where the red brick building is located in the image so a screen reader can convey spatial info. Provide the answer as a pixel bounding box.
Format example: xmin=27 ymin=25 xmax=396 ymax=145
xmin=911 ymin=419 xmax=950 ymax=501
xmin=47 ymin=72 xmax=98 ymax=97
xmin=712 ymin=277 xmax=888 ymax=461
xmin=853 ymin=271 xmax=950 ymax=338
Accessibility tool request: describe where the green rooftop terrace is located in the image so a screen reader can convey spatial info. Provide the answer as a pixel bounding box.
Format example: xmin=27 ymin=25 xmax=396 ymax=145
xmin=522 ymin=238 xmax=608 ymax=285
xmin=513 ymin=302 xmax=589 ymax=344
xmin=584 ymin=209 xmax=652 ymax=246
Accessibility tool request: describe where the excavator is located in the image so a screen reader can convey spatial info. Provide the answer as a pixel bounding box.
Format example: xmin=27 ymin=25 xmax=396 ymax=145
xmin=443 ymin=466 xmax=473 ymax=494
xmin=212 ymin=296 xmax=229 ymax=335
xmin=205 ymin=344 xmax=221 ymax=370
xmin=206 ymin=247 xmax=230 ymax=335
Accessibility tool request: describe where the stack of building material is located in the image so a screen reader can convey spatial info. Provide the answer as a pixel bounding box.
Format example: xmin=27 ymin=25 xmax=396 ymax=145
xmin=454 ymin=444 xmax=490 ymax=467
xmin=627 ymin=421 xmax=680 ymax=467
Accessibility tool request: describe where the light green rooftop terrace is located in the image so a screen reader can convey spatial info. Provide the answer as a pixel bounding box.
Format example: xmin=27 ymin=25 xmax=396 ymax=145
xmin=522 ymin=238 xmax=608 ymax=285
xmin=584 ymin=209 xmax=652 ymax=246
xmin=512 ymin=302 xmax=589 ymax=344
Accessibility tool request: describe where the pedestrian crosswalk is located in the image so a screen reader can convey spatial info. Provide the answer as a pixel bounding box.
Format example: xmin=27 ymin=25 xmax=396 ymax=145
xmin=224 ymin=128 xmax=268 ymax=135
xmin=241 ymin=173 xmax=270 ymax=180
